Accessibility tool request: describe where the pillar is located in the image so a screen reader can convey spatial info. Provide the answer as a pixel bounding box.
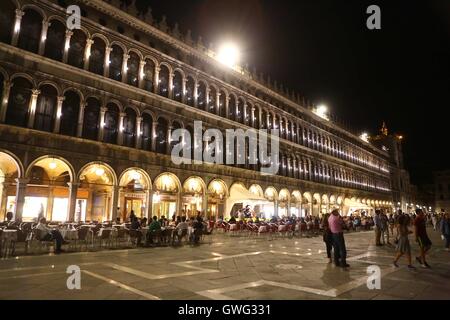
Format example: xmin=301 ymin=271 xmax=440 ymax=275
xmin=135 ymin=116 xmax=142 ymax=149
xmin=98 ymin=106 xmax=107 ymax=141
xmin=14 ymin=178 xmax=29 ymax=222
xmin=0 ymin=80 xmax=12 ymax=123
xmin=151 ymin=121 xmax=158 ymax=151
xmin=168 ymin=70 xmax=174 ymax=99
xmin=103 ymin=46 xmax=112 ymax=77
xmin=46 ymin=186 xmax=54 ymax=221
xmin=67 ymin=182 xmax=80 ymax=222
xmin=153 ymin=65 xmax=160 ymax=94
xmin=146 ymin=190 xmax=153 ymax=219
xmin=193 ymin=80 xmax=198 ymax=108
xmin=11 ymin=9 xmax=24 ymax=47
xmin=111 ymin=186 xmax=119 ymax=221
xmin=62 ymin=30 xmax=73 ymax=64
xmin=38 ymin=20 xmax=50 ymax=55
xmin=181 ymin=77 xmax=187 ymax=104
xmin=27 ymin=89 xmax=40 ymax=129
xmin=274 ymin=200 xmax=279 ymax=217
xmin=76 ymin=100 xmax=86 ymax=137
xmin=0 ymin=182 xmax=9 ymax=220
xmin=202 ymin=193 xmax=208 ymax=217
xmin=118 ymin=112 xmax=126 ymax=145
xmin=121 ymin=53 xmax=130 ymax=83
xmin=83 ymin=38 xmax=94 ymax=70
xmin=53 ymin=96 xmax=65 ymax=134
xmin=251 ymin=107 xmax=256 ymax=128
xmin=166 ymin=125 xmax=172 ymax=154
xmin=225 ymin=96 xmax=230 ymax=120
xmin=215 ymin=91 xmax=221 ymax=115
xmin=138 ymin=60 xmax=146 ymax=89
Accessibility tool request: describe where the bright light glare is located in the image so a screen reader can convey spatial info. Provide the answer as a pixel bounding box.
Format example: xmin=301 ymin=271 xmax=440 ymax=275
xmin=360 ymin=132 xmax=369 ymax=142
xmin=314 ymin=105 xmax=329 ymax=121
xmin=217 ymin=43 xmax=240 ymax=68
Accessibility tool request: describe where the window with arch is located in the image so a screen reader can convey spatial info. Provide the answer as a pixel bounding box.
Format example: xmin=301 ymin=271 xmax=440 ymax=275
xmin=173 ymin=70 xmax=183 ymax=102
xmin=208 ymin=86 xmax=217 ymax=114
xmin=155 ymin=117 xmax=168 ymax=154
xmin=158 ymin=65 xmax=169 ymax=97
xmin=60 ymin=90 xmax=80 ymax=137
xmin=219 ymin=91 xmax=226 ymax=117
xmin=82 ymin=97 xmax=100 ymax=141
xmin=18 ymin=9 xmax=42 ymax=54
xmin=89 ymin=37 xmax=106 ymax=76
xmin=103 ymin=103 xmax=119 ymax=144
xmin=170 ymin=120 xmax=182 ymax=153
xmin=236 ymin=98 xmax=244 ymax=123
xmin=261 ymin=110 xmax=267 ymax=129
xmin=0 ymin=1 xmax=15 ymax=44
xmin=197 ymin=81 xmax=207 ymax=109
xmin=244 ymin=103 xmax=251 ymax=125
xmin=185 ymin=76 xmax=195 ymax=107
xmin=254 ymin=107 xmax=260 ymax=129
xmin=228 ymin=95 xmax=236 ymax=121
xmin=109 ymin=45 xmax=123 ymax=81
xmin=122 ymin=108 xmax=136 ymax=147
xmin=143 ymin=58 xmax=155 ymax=92
xmin=67 ymin=30 xmax=86 ymax=69
xmin=34 ymin=84 xmax=57 ymax=132
xmin=141 ymin=113 xmax=153 ymax=151
xmin=127 ymin=52 xmax=140 ymax=87
xmin=44 ymin=19 xmax=65 ymax=61
xmin=6 ymin=77 xmax=32 ymax=128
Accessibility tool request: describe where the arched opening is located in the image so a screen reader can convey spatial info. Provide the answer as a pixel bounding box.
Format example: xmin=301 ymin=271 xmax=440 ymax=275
xmin=173 ymin=70 xmax=183 ymax=102
xmin=219 ymin=90 xmax=226 ymax=117
xmin=278 ymin=189 xmax=290 ymax=217
xmin=127 ymin=51 xmax=140 ymax=87
xmin=119 ymin=168 xmax=151 ymax=221
xmin=158 ymin=65 xmax=169 ymax=97
xmin=291 ymin=190 xmax=302 ymax=217
xmin=67 ymin=30 xmax=86 ymax=69
xmin=207 ymin=179 xmax=228 ymax=220
xmin=34 ymin=84 xmax=57 ymax=132
xmin=141 ymin=113 xmax=153 ymax=151
xmin=302 ymin=192 xmax=312 ymax=217
xmin=197 ymin=81 xmax=207 ymax=109
xmin=78 ymin=163 xmax=116 ymax=222
xmin=0 ymin=1 xmax=15 ymax=44
xmin=264 ymin=187 xmax=278 ymax=218
xmin=312 ymin=193 xmax=321 ymax=216
xmin=182 ymin=176 xmax=205 ymax=218
xmin=185 ymin=125 xmax=194 ymax=160
xmin=208 ymin=86 xmax=216 ymax=114
xmin=170 ymin=120 xmax=182 ymax=154
xmin=82 ymin=97 xmax=100 ymax=141
xmin=254 ymin=107 xmax=260 ymax=128
xmin=109 ymin=44 xmax=123 ymax=81
xmin=0 ymin=151 xmax=21 ymax=220
xmin=122 ymin=107 xmax=136 ymax=148
xmin=44 ymin=19 xmax=65 ymax=61
xmin=244 ymin=102 xmax=251 ymax=125
xmin=103 ymin=102 xmax=119 ymax=144
xmin=89 ymin=37 xmax=106 ymax=75
xmin=6 ymin=77 xmax=32 ymax=128
xmin=155 ymin=117 xmax=168 ymax=154
xmin=153 ymin=173 xmax=179 ymax=219
xmin=18 ymin=8 xmax=42 ymax=54
xmin=26 ymin=156 xmax=73 ymax=222
xmin=261 ymin=110 xmax=267 ymax=129
xmin=228 ymin=95 xmax=236 ymax=121
xmin=185 ymin=76 xmax=195 ymax=107
xmin=236 ymin=98 xmax=244 ymax=123
xmin=60 ymin=90 xmax=80 ymax=137
xmin=143 ymin=58 xmax=154 ymax=92
xmin=321 ymin=194 xmax=329 ymax=215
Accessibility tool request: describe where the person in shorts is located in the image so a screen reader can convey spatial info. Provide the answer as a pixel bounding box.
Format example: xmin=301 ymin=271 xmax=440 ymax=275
xmin=393 ymin=215 xmax=415 ymax=269
xmin=414 ymin=209 xmax=432 ymax=268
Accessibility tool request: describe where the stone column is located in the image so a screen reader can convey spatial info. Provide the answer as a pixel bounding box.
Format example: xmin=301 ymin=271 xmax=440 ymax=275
xmin=117 ymin=112 xmax=126 ymax=145
xmin=111 ymin=186 xmax=119 ymax=221
xmin=146 ymin=190 xmax=153 ymax=219
xmin=138 ymin=60 xmax=146 ymax=89
xmin=153 ymin=65 xmax=160 ymax=94
xmin=11 ymin=9 xmax=24 ymax=47
xmin=0 ymin=182 xmax=9 ymax=220
xmin=205 ymin=87 xmax=210 ymax=112
xmin=14 ymin=178 xmax=29 ymax=222
xmin=103 ymin=46 xmax=112 ymax=77
xmin=67 ymin=182 xmax=80 ymax=222
xmin=202 ymin=193 xmax=208 ymax=217
xmin=151 ymin=121 xmax=158 ymax=151
xmin=0 ymin=80 xmax=12 ymax=123
xmin=38 ymin=20 xmax=50 ymax=55
xmin=225 ymin=96 xmax=230 ymax=120
xmin=251 ymin=107 xmax=256 ymax=128
xmin=215 ymin=91 xmax=221 ymax=115
xmin=62 ymin=30 xmax=73 ymax=64
xmin=53 ymin=96 xmax=65 ymax=134
xmin=166 ymin=125 xmax=173 ymax=154
xmin=76 ymin=100 xmax=86 ymax=137
xmin=27 ymin=89 xmax=41 ymax=129
xmin=181 ymin=77 xmax=187 ymax=104
xmin=274 ymin=200 xmax=279 ymax=218
xmin=121 ymin=53 xmax=130 ymax=83
xmin=83 ymin=38 xmax=94 ymax=70
xmin=98 ymin=106 xmax=107 ymax=142
xmin=193 ymin=81 xmax=199 ymax=108
xmin=168 ymin=70 xmax=174 ymax=99
xmin=135 ymin=116 xmax=142 ymax=149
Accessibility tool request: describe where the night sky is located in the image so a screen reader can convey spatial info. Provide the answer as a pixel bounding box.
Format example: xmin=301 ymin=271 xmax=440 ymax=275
xmin=139 ymin=0 xmax=450 ymax=185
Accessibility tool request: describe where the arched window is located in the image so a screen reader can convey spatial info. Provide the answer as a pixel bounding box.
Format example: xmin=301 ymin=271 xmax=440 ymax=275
xmin=122 ymin=108 xmax=136 ymax=147
xmin=155 ymin=117 xmax=168 ymax=154
xmin=103 ymin=103 xmax=119 ymax=144
xmin=143 ymin=58 xmax=155 ymax=92
xmin=18 ymin=9 xmax=42 ymax=54
xmin=173 ymin=70 xmax=183 ymax=102
xmin=141 ymin=113 xmax=153 ymax=151
xmin=34 ymin=84 xmax=57 ymax=132
xmin=109 ymin=45 xmax=123 ymax=81
xmin=60 ymin=90 xmax=80 ymax=136
xmin=158 ymin=65 xmax=169 ymax=97
xmin=267 ymin=113 xmax=272 ymax=130
xmin=245 ymin=103 xmax=251 ymax=125
xmin=236 ymin=98 xmax=244 ymax=123
xmin=261 ymin=110 xmax=267 ymax=129
xmin=208 ymin=86 xmax=216 ymax=114
xmin=67 ymin=30 xmax=86 ymax=69
xmin=127 ymin=52 xmax=139 ymax=87
xmin=89 ymin=37 xmax=105 ymax=75
xmin=6 ymin=77 xmax=32 ymax=127
xmin=185 ymin=76 xmax=195 ymax=107
xmin=0 ymin=1 xmax=15 ymax=44
xmin=82 ymin=97 xmax=100 ymax=141
xmin=219 ymin=91 xmax=226 ymax=117
xmin=197 ymin=81 xmax=207 ymax=109
xmin=185 ymin=125 xmax=194 ymax=160
xmin=44 ymin=19 xmax=65 ymax=61
xmin=170 ymin=120 xmax=182 ymax=153
xmin=228 ymin=95 xmax=236 ymax=121
xmin=254 ymin=107 xmax=260 ymax=128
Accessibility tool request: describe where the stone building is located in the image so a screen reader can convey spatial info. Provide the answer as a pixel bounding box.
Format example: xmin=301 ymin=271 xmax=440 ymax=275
xmin=434 ymin=170 xmax=450 ymax=214
xmin=0 ymin=0 xmax=393 ymax=223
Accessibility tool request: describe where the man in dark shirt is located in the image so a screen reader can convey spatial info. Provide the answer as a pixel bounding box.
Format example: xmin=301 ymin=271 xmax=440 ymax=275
xmin=414 ymin=209 xmax=432 ymax=268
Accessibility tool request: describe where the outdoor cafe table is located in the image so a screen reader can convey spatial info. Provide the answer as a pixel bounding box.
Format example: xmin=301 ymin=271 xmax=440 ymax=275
xmin=59 ymin=228 xmax=78 ymax=240
xmin=98 ymin=228 xmax=118 ymax=238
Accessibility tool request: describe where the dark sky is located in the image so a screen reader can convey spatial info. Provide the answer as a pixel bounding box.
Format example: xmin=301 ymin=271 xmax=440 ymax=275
xmin=139 ymin=0 xmax=450 ymax=185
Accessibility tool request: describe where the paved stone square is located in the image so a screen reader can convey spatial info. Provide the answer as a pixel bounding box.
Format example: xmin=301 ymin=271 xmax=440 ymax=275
xmin=0 ymin=228 xmax=449 ymax=300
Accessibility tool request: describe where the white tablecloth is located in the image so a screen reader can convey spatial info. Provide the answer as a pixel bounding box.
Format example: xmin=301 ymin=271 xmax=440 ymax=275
xmin=60 ymin=229 xmax=78 ymax=240
xmin=98 ymin=228 xmax=118 ymax=238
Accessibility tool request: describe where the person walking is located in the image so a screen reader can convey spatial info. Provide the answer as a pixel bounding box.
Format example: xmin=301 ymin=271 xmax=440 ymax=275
xmin=328 ymin=209 xmax=350 ymax=268
xmin=393 ymin=214 xmax=416 ymax=269
xmin=380 ymin=211 xmax=390 ymax=245
xmin=388 ymin=213 xmax=395 ymax=237
xmin=374 ymin=210 xmax=382 ymax=246
xmin=414 ymin=209 xmax=432 ymax=268
xmin=321 ymin=213 xmax=333 ymax=263
xmin=439 ymin=212 xmax=450 ymax=251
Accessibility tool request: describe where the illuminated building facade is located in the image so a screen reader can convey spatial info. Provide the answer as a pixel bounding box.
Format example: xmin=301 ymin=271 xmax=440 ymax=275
xmin=0 ymin=0 xmax=393 ymax=222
